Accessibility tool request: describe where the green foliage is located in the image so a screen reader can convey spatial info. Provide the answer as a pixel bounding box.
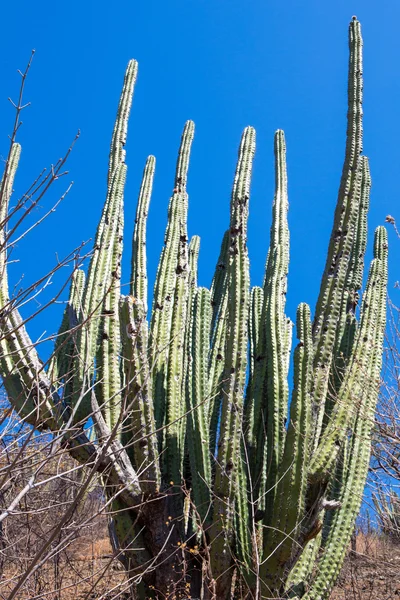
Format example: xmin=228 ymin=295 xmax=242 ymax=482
xmin=0 ymin=17 xmax=388 ymax=599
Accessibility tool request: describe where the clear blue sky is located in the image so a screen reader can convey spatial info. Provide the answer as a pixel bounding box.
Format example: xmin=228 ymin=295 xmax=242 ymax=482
xmin=1 ymin=1 xmax=399 ymax=348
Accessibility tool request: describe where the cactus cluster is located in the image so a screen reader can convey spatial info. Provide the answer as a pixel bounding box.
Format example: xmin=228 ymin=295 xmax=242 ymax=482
xmin=0 ymin=17 xmax=387 ymax=599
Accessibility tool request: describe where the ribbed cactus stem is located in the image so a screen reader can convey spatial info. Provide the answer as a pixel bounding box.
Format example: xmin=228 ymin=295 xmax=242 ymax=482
xmin=181 ymin=235 xmax=200 ymax=430
xmin=150 ymin=121 xmax=194 ymax=438
xmin=254 ymin=129 xmax=290 ymax=519
xmin=164 ymin=217 xmax=190 ymax=487
xmin=188 ymin=235 xmax=200 ymax=289
xmin=244 ymin=285 xmax=263 ymax=436
xmin=108 ymin=60 xmax=138 ymax=186
xmin=210 ymin=126 xmax=255 ymax=596
xmin=261 ymin=303 xmax=312 ymax=585
xmin=312 ymin=18 xmax=364 ymax=449
xmin=0 ymin=143 xmax=21 ymax=303
xmin=130 ymin=155 xmax=155 ymax=313
xmin=96 ymin=163 xmax=125 ymax=431
xmin=210 ymin=229 xmax=229 ymax=333
xmin=187 ymin=286 xmax=212 ymax=521
xmin=49 ymin=268 xmax=86 ymax=389
xmin=73 ymin=62 xmax=137 ymax=422
xmin=208 ymin=230 xmax=230 ymax=453
xmin=348 ymin=156 xmax=371 ymax=305
xmin=120 ymin=296 xmax=160 ymax=493
xmin=310 ymin=251 xmax=385 ymax=482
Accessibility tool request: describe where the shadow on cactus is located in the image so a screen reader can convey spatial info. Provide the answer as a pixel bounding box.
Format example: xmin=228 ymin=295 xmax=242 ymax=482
xmin=0 ymin=16 xmax=388 ymax=600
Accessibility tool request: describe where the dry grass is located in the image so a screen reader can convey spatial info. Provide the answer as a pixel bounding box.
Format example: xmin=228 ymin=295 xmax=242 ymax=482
xmin=1 ymin=533 xmax=129 ymax=600
xmin=331 ymin=533 xmax=400 ymax=600
xmin=2 ymin=531 xmax=400 ymax=599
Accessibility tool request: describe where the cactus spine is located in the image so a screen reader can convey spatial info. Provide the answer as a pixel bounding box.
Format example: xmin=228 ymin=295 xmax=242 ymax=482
xmin=0 ymin=17 xmax=387 ymax=599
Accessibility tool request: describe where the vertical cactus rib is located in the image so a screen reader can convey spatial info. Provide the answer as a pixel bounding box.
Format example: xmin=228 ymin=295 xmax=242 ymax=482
xmin=312 ymin=18 xmax=363 ymax=448
xmin=73 ymin=62 xmax=137 ymax=421
xmin=244 ymin=285 xmax=263 ymax=439
xmin=181 ymin=235 xmax=201 ymax=459
xmin=304 ymin=270 xmax=386 ymax=600
xmin=188 ymin=235 xmax=200 ymax=289
xmin=49 ymin=268 xmax=86 ymax=390
xmin=255 ymin=129 xmax=290 ymax=520
xmin=309 ymin=248 xmax=385 ymax=482
xmin=120 ymin=296 xmax=160 ymax=494
xmin=158 ymin=123 xmax=194 ymax=488
xmin=347 ymin=156 xmax=370 ymax=307
xmin=261 ymin=303 xmax=312 ymax=587
xmin=187 ymin=287 xmax=212 ymax=521
xmin=96 ymin=163 xmax=125 ymax=431
xmin=285 ymin=534 xmax=322 ymax=598
xmin=210 ymin=229 xmax=229 ymax=334
xmin=149 ymin=121 xmax=194 ymax=438
xmin=208 ymin=230 xmax=230 ymax=454
xmin=210 ymin=126 xmax=255 ymax=597
xmin=0 ymin=143 xmax=59 ymax=426
xmin=130 ymin=155 xmax=155 ymax=313
xmin=164 ymin=220 xmax=190 ymax=487
xmin=0 ymin=143 xmax=21 ymax=305
xmin=108 ymin=60 xmax=138 ymax=187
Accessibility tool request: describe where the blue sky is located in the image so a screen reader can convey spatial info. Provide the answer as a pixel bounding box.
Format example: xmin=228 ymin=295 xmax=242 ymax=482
xmin=1 ymin=0 xmax=399 ymax=349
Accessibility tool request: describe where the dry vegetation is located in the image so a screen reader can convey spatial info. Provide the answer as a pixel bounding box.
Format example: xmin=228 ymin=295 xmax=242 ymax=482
xmin=1 ymin=427 xmax=400 ymax=600
xmin=331 ymin=532 xmax=400 ymax=600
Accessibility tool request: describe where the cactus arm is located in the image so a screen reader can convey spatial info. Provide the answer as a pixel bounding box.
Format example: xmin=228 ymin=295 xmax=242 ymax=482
xmin=188 ymin=235 xmax=200 ymax=289
xmin=253 ymin=129 xmax=290 ymax=518
xmin=96 ymin=163 xmax=125 ymax=431
xmin=303 ymin=338 xmax=385 ymax=600
xmin=0 ymin=145 xmax=58 ymax=425
xmin=187 ymin=287 xmax=212 ymax=522
xmin=149 ymin=121 xmax=194 ymax=437
xmin=244 ymin=285 xmax=263 ymax=442
xmin=72 ymin=62 xmax=137 ymax=422
xmin=0 ymin=143 xmax=21 ymax=374
xmin=210 ymin=229 xmax=229 ymax=334
xmin=309 ymin=247 xmax=385 ymax=481
xmin=321 ymin=436 xmax=349 ymax=548
xmin=261 ymin=303 xmax=313 ymax=585
xmin=48 ymin=268 xmax=86 ymax=389
xmin=285 ymin=534 xmax=322 ymax=598
xmin=120 ymin=296 xmax=160 ymax=494
xmin=210 ymin=126 xmax=255 ymax=596
xmin=130 ymin=155 xmax=155 ymax=313
xmin=312 ymin=18 xmax=364 ymax=448
xmin=0 ymin=144 xmax=25 ymax=403
xmin=321 ymin=157 xmax=370 ymax=426
xmin=0 ymin=149 xmax=143 ymax=505
xmin=313 ymin=18 xmax=363 ymax=339
xmin=108 ymin=497 xmax=152 ymax=578
xmin=0 ymin=142 xmax=21 ymax=261
xmin=208 ymin=231 xmax=230 ymax=454
xmin=182 ymin=235 xmax=200 ymax=409
xmin=164 ymin=222 xmax=190 ymax=488
xmin=347 ymin=155 xmax=371 ymax=308
xmin=108 ymin=61 xmax=138 ymax=186
xmin=235 ymin=448 xmax=252 ymax=581
xmin=0 ymin=308 xmax=56 ymax=425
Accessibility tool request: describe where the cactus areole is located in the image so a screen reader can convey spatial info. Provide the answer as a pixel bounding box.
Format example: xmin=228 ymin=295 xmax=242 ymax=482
xmin=0 ymin=17 xmax=387 ymax=600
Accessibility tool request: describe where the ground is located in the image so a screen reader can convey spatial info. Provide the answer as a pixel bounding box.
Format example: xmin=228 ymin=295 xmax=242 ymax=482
xmin=2 ymin=531 xmax=400 ymax=599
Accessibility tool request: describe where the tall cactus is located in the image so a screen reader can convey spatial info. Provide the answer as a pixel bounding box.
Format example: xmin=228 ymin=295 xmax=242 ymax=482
xmin=0 ymin=17 xmax=388 ymax=599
